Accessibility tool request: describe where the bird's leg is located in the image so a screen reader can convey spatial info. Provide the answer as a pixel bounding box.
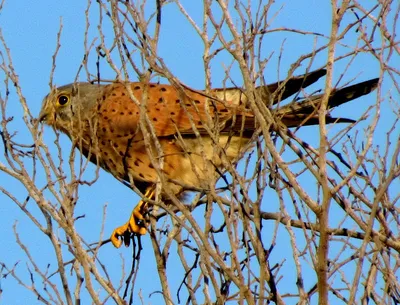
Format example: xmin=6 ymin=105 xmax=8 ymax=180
xmin=111 ymin=187 xmax=155 ymax=248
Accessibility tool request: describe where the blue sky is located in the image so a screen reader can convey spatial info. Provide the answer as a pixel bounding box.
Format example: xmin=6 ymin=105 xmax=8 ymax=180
xmin=0 ymin=1 xmax=396 ymax=304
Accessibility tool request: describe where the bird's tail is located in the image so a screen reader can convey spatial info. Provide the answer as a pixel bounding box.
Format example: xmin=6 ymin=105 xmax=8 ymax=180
xmin=276 ymin=77 xmax=379 ymax=127
xmin=215 ymin=70 xmax=379 ymax=134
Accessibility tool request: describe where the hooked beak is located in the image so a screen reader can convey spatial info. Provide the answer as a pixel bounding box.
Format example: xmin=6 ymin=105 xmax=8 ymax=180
xmin=38 ymin=110 xmax=48 ymax=124
xmin=33 ymin=109 xmax=47 ymax=134
xmin=35 ymin=98 xmax=53 ymax=133
xmin=37 ymin=96 xmax=53 ymax=125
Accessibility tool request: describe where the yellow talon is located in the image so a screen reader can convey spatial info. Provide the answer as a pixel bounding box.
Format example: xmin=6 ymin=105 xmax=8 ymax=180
xmin=111 ymin=222 xmax=130 ymax=248
xmin=110 ymin=188 xmax=155 ymax=248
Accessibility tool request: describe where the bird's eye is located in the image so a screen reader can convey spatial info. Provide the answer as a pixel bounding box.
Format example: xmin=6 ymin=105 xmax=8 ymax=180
xmin=57 ymin=95 xmax=70 ymax=106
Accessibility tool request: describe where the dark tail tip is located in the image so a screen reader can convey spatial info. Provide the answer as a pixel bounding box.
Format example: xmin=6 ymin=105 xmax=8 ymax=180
xmin=328 ymin=78 xmax=379 ymax=109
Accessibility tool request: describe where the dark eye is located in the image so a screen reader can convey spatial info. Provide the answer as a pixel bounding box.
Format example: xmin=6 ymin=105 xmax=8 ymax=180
xmin=57 ymin=95 xmax=70 ymax=106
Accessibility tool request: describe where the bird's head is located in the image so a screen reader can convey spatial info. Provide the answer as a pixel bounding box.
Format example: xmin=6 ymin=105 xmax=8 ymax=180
xmin=39 ymin=82 xmax=104 ymax=135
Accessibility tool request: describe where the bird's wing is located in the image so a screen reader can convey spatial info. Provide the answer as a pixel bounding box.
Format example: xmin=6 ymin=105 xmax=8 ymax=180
xmin=98 ymin=82 xmax=234 ymax=137
xmin=98 ymin=75 xmax=378 ymax=138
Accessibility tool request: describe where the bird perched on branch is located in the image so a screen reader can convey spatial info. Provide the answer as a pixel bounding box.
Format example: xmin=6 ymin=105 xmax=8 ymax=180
xmin=38 ymin=69 xmax=378 ymax=247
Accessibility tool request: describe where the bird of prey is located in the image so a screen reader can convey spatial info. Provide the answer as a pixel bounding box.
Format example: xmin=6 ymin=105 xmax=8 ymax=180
xmin=38 ymin=69 xmax=378 ymax=247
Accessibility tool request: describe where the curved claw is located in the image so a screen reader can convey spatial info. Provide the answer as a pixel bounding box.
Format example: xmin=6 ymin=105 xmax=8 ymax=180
xmin=111 ymin=223 xmax=129 ymax=248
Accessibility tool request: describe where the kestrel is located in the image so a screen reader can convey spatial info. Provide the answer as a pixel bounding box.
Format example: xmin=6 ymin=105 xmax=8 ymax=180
xmin=38 ymin=69 xmax=378 ymax=247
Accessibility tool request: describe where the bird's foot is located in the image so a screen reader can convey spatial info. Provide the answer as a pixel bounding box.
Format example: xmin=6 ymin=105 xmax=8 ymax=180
xmin=111 ymin=189 xmax=154 ymax=248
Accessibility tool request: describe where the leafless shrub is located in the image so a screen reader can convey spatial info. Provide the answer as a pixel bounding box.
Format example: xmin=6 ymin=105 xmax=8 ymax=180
xmin=0 ymin=1 xmax=399 ymax=305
